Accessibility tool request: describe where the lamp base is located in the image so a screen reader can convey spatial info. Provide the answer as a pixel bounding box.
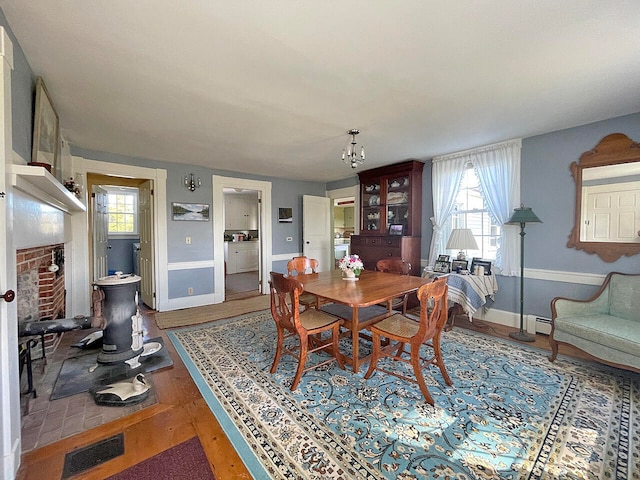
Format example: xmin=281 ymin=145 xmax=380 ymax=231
xmin=509 ymin=330 xmax=535 ymax=342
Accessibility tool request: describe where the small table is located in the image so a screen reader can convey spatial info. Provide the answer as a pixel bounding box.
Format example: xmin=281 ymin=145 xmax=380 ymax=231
xmin=443 ymin=273 xmax=498 ymax=329
xmin=295 ymin=270 xmax=432 ymax=372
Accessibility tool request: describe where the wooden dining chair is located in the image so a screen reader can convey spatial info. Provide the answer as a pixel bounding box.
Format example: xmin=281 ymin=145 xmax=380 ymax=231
xmin=286 ymin=256 xmax=322 ymax=310
xmin=269 ymin=272 xmax=345 ymax=391
xmin=376 ymin=257 xmax=412 ymax=314
xmin=364 ymin=277 xmax=452 ymax=404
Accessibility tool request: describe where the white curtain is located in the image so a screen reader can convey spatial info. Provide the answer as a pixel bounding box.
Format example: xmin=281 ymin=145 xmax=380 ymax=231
xmin=427 ymin=155 xmax=467 ymax=267
xmin=428 ymin=139 xmax=521 ymax=275
xmin=470 ymin=139 xmax=521 ymax=276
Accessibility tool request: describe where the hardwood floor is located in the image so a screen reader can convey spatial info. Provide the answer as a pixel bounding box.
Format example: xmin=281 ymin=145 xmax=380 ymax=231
xmin=16 ymin=309 xmax=602 ymax=480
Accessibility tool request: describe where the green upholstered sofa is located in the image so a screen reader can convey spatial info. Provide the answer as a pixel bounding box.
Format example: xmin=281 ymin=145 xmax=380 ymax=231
xmin=549 ymin=272 xmax=640 ymax=371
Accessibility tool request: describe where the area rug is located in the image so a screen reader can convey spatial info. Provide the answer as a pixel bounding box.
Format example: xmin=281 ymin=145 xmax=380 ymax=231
xmin=168 ymin=310 xmax=640 ymax=479
xmin=155 ymin=295 xmax=270 ymax=329
xmin=105 ymin=437 xmax=214 ymax=480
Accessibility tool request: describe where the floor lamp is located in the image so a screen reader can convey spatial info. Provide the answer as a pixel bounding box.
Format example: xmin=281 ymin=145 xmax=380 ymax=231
xmin=506 ymin=205 xmax=542 ymax=342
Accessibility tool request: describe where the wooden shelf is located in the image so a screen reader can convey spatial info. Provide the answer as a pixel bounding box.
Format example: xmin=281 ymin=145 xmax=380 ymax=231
xmin=10 ymin=164 xmax=86 ymax=213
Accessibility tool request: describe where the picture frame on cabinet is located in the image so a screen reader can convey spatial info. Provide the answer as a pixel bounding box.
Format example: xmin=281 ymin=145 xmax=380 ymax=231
xmin=278 ymin=207 xmax=293 ymax=223
xmin=30 ymin=77 xmax=60 ymax=175
xmin=172 ymin=202 xmax=210 ymax=221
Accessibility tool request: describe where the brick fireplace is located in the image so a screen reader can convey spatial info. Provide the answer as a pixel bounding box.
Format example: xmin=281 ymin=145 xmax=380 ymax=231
xmin=16 ymin=244 xmax=66 ymax=358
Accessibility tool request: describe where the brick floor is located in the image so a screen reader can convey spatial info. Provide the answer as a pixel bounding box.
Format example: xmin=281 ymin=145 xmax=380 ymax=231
xmin=20 ymin=329 xmax=158 ymax=453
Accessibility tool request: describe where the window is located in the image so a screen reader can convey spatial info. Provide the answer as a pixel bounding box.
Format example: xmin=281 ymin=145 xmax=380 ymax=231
xmin=107 ymin=188 xmax=138 ymax=234
xmin=446 ymin=167 xmax=500 ymax=260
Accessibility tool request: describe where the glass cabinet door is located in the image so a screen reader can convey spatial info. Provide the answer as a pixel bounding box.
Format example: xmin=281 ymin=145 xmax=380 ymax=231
xmin=385 ymin=175 xmax=410 ymax=234
xmin=361 ymin=181 xmax=381 ymax=232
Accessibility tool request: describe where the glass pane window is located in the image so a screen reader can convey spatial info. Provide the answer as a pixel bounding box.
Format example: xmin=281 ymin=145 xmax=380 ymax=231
xmin=447 ymin=168 xmax=500 ymax=260
xmin=107 ymin=189 xmax=138 ymax=234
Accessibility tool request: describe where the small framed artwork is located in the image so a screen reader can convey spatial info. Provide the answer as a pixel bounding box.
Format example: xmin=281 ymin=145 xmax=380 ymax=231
xmin=433 ymin=260 xmax=451 ymax=273
xmin=451 ymin=259 xmax=468 ymax=273
xmin=471 ymin=257 xmax=492 ymax=275
xmin=437 ymin=254 xmax=450 ymax=262
xmin=31 ymin=77 xmax=60 ymax=174
xmin=388 ymin=224 xmax=404 ymax=236
xmin=172 ymin=202 xmax=210 ymax=221
xmin=278 ymin=207 xmax=293 ymax=223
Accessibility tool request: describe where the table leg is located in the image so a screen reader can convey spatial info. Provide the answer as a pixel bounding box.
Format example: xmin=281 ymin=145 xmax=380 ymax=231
xmin=351 ymin=307 xmax=359 ymax=373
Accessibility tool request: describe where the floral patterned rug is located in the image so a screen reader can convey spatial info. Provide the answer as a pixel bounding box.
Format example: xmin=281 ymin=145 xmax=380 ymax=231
xmin=167 ymin=310 xmax=639 ymax=479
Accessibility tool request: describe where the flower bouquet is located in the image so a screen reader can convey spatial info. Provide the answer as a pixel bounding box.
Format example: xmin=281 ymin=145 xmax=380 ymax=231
xmin=338 ymin=254 xmax=364 ymax=281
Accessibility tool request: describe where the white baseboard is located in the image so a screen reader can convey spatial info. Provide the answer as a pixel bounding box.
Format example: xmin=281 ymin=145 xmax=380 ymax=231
xmin=474 ymin=309 xmax=552 ymax=336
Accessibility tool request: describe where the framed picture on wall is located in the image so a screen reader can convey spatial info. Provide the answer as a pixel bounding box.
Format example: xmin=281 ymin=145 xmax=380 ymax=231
xmin=30 ymin=77 xmax=60 ymax=175
xmin=171 ymin=202 xmax=210 ymax=221
xmin=278 ymin=207 xmax=293 ymax=223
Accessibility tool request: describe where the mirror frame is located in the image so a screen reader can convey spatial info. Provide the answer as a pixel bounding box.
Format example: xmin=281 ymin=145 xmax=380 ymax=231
xmin=568 ymin=133 xmax=640 ymax=262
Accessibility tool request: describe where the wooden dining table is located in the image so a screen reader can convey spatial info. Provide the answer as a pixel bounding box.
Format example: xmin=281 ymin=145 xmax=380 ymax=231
xmin=294 ymin=269 xmax=433 ymax=372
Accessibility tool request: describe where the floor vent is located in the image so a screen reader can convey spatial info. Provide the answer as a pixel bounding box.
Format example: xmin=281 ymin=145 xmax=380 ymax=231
xmin=62 ymin=433 xmax=124 ymax=479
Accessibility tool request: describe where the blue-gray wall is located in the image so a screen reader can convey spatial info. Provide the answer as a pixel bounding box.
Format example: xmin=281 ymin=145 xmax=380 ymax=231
xmin=0 ymin=8 xmax=35 ymax=163
xmin=107 ymin=238 xmax=140 ymax=275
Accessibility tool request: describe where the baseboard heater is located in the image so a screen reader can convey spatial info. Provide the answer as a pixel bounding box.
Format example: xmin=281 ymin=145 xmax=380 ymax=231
xmin=530 ymin=315 xmax=552 ymax=335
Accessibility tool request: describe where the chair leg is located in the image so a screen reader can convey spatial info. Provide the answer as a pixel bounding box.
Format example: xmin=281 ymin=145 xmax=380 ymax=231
xmin=432 ymin=334 xmax=452 ymax=386
xmin=331 ymin=325 xmax=345 ymax=370
xmin=270 ymin=326 xmax=285 ymax=374
xmin=548 ymin=334 xmax=558 ymax=362
xmin=411 ymin=346 xmax=435 ymax=405
xmin=364 ymin=331 xmax=381 ymax=379
xmin=291 ymin=333 xmax=308 ymax=391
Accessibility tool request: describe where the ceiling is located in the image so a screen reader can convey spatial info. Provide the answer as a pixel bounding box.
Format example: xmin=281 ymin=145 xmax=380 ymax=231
xmin=2 ymin=1 xmax=640 ymax=182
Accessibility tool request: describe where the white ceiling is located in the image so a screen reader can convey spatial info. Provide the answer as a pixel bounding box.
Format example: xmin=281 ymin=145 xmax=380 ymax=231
xmin=2 ymin=1 xmax=640 ymax=182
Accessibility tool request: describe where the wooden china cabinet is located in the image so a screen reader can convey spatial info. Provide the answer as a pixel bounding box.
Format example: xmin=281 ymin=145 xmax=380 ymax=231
xmin=350 ymin=160 xmax=424 ymax=275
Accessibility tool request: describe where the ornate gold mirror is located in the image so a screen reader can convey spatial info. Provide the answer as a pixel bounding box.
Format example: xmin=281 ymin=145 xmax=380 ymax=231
xmin=568 ymin=133 xmax=640 ymax=262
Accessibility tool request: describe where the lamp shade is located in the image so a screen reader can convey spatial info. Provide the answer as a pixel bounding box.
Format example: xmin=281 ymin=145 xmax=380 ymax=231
xmin=505 ymin=205 xmax=542 ymax=225
xmin=446 ymin=228 xmax=479 ymax=251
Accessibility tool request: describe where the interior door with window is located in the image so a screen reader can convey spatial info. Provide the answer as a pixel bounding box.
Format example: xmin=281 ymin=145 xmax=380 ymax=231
xmin=92 ymin=186 xmax=109 ymax=280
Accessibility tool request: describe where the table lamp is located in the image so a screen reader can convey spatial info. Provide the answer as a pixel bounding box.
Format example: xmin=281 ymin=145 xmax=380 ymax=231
xmin=446 ymin=228 xmax=478 ymax=260
xmin=505 ymin=204 xmax=542 ymax=342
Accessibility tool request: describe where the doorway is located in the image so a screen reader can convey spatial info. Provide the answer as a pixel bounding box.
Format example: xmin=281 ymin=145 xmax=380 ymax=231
xmin=87 ymin=173 xmax=155 ymax=309
xmin=212 ymin=176 xmax=272 ymax=304
xmin=328 ymin=185 xmax=359 ymax=270
xmin=223 ymin=188 xmax=260 ymax=300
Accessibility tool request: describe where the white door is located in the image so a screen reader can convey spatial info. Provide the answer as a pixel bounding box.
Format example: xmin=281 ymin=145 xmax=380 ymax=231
xmin=583 ymin=181 xmax=640 ymax=242
xmin=92 ymin=186 xmax=109 ymax=280
xmin=139 ymin=180 xmax=155 ymax=308
xmin=303 ymin=195 xmax=332 ymax=271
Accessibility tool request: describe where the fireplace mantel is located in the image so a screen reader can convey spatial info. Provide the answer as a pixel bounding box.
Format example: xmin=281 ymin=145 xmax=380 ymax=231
xmin=10 ymin=164 xmax=86 ymax=213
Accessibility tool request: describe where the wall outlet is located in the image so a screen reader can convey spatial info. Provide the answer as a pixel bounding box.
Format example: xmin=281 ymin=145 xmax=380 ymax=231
xmin=185 ymin=236 xmax=191 ymax=244
xmin=188 ymin=287 xmax=193 ymax=295
xmin=286 ymin=237 xmax=293 ymax=242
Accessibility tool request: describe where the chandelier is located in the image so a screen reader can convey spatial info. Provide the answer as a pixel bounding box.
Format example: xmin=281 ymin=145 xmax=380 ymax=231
xmin=342 ymin=129 xmax=365 ymax=169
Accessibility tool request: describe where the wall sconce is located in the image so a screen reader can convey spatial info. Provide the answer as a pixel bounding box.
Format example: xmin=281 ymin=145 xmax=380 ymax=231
xmin=184 ymin=173 xmax=201 ymax=192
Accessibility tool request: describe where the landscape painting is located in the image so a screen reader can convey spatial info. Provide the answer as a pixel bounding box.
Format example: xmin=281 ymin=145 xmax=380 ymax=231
xmin=172 ymin=202 xmax=210 ymax=221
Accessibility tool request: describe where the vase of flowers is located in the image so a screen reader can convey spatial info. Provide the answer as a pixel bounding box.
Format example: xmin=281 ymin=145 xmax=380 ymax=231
xmin=339 ymin=254 xmax=364 ymax=281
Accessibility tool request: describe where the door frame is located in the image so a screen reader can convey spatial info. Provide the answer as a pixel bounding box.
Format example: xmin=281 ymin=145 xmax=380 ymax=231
xmin=212 ymin=175 xmax=272 ymax=302
xmin=68 ymin=157 xmax=168 ymax=315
